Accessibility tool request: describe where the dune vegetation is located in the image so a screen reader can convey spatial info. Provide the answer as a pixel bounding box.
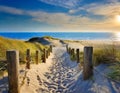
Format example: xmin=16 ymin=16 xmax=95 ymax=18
xmin=93 ymin=45 xmax=120 ymax=81
xmin=69 ymin=43 xmax=120 ymax=81
xmin=0 ymin=36 xmax=47 ymax=64
xmin=0 ymin=36 xmax=120 ymax=81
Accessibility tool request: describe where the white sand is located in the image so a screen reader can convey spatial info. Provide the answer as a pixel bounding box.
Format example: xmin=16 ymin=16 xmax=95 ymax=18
xmin=20 ymin=47 xmax=120 ymax=93
xmin=0 ymin=43 xmax=120 ymax=93
xmin=20 ymin=53 xmax=54 ymax=93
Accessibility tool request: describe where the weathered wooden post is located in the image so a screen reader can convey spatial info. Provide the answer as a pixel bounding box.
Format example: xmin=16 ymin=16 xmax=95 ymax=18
xmin=72 ymin=48 xmax=75 ymax=55
xmin=66 ymin=44 xmax=68 ymax=52
xmin=48 ymin=48 xmax=50 ymax=56
xmin=50 ymin=45 xmax=52 ymax=53
xmin=42 ymin=49 xmax=46 ymax=63
xmin=46 ymin=50 xmax=48 ymax=59
xmin=68 ymin=47 xmax=70 ymax=54
xmin=6 ymin=50 xmax=20 ymax=93
xmin=71 ymin=48 xmax=75 ymax=59
xmin=69 ymin=47 xmax=71 ymax=55
xmin=26 ymin=49 xmax=30 ymax=69
xmin=76 ymin=49 xmax=80 ymax=63
xmin=35 ymin=50 xmax=39 ymax=64
xmin=83 ymin=46 xmax=93 ymax=80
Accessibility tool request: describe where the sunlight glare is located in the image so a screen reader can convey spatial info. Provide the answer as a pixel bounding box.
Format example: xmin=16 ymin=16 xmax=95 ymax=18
xmin=116 ymin=15 xmax=120 ymax=23
xmin=115 ymin=32 xmax=120 ymax=41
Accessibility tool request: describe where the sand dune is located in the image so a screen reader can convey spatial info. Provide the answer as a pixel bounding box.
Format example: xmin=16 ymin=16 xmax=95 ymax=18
xmin=0 ymin=37 xmax=120 ymax=93
xmin=20 ymin=47 xmax=120 ymax=93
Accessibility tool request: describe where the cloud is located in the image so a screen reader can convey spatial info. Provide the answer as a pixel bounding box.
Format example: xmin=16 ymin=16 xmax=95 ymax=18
xmin=68 ymin=0 xmax=120 ymax=17
xmin=67 ymin=1 xmax=120 ymax=31
xmin=28 ymin=11 xmax=72 ymax=24
xmin=68 ymin=9 xmax=77 ymax=14
xmin=0 ymin=5 xmax=24 ymax=15
xmin=85 ymin=3 xmax=120 ymax=17
xmin=105 ymin=0 xmax=120 ymax=3
xmin=68 ymin=7 xmax=84 ymax=14
xmin=39 ymin=0 xmax=81 ymax=9
xmin=0 ymin=5 xmax=120 ymax=31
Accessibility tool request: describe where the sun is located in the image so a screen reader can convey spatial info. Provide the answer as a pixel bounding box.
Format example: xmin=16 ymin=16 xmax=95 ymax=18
xmin=116 ymin=15 xmax=120 ymax=23
xmin=115 ymin=32 xmax=120 ymax=41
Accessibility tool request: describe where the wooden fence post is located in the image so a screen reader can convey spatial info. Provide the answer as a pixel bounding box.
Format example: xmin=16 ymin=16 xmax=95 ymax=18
xmin=6 ymin=50 xmax=20 ymax=93
xmin=48 ymin=49 xmax=50 ymax=56
xmin=69 ymin=47 xmax=71 ymax=55
xmin=42 ymin=49 xmax=46 ymax=63
xmin=26 ymin=49 xmax=30 ymax=69
xmin=46 ymin=50 xmax=48 ymax=59
xmin=72 ymin=48 xmax=75 ymax=55
xmin=50 ymin=45 xmax=52 ymax=53
xmin=66 ymin=44 xmax=68 ymax=52
xmin=36 ymin=50 xmax=39 ymax=64
xmin=83 ymin=46 xmax=93 ymax=80
xmin=68 ymin=47 xmax=70 ymax=54
xmin=76 ymin=49 xmax=80 ymax=63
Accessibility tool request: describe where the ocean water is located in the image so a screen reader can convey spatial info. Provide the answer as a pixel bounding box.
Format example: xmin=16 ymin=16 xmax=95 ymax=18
xmin=0 ymin=32 xmax=119 ymax=41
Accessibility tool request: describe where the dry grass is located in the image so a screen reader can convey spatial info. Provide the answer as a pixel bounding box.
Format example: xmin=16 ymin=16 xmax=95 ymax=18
xmin=93 ymin=43 xmax=120 ymax=81
xmin=93 ymin=44 xmax=119 ymax=65
xmin=0 ymin=36 xmax=47 ymax=63
xmin=108 ymin=62 xmax=120 ymax=81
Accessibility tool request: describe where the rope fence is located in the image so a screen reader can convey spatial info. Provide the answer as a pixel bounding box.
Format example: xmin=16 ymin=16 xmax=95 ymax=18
xmin=0 ymin=45 xmax=53 ymax=93
xmin=0 ymin=44 xmax=120 ymax=93
xmin=66 ymin=45 xmax=120 ymax=84
xmin=94 ymin=67 xmax=120 ymax=85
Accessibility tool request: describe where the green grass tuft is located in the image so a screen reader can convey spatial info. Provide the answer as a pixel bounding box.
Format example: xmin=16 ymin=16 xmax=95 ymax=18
xmin=70 ymin=53 xmax=76 ymax=61
xmin=108 ymin=62 xmax=120 ymax=81
xmin=93 ymin=44 xmax=120 ymax=81
xmin=93 ymin=45 xmax=119 ymax=66
xmin=0 ymin=36 xmax=47 ymax=63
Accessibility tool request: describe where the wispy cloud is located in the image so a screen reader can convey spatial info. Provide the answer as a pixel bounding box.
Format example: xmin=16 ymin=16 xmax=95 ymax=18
xmin=0 ymin=5 xmax=85 ymax=25
xmin=0 ymin=5 xmax=120 ymax=31
xmin=0 ymin=5 xmax=24 ymax=15
xmin=85 ymin=3 xmax=120 ymax=17
xmin=68 ymin=0 xmax=120 ymax=17
xmin=28 ymin=11 xmax=72 ymax=24
xmin=105 ymin=0 xmax=120 ymax=3
xmin=39 ymin=0 xmax=81 ymax=9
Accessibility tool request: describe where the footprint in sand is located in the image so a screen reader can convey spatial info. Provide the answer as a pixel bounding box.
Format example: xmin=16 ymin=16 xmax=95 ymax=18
xmin=41 ymin=48 xmax=80 ymax=93
xmin=37 ymin=75 xmax=42 ymax=85
xmin=27 ymin=77 xmax=30 ymax=86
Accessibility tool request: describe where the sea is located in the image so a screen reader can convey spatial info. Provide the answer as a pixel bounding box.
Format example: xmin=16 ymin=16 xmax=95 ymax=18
xmin=0 ymin=32 xmax=119 ymax=41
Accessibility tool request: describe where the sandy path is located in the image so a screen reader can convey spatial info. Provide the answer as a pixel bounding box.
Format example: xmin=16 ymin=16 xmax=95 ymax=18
xmin=0 ymin=46 xmax=120 ymax=93
xmin=37 ymin=47 xmax=120 ymax=93
xmin=41 ymin=47 xmax=80 ymax=93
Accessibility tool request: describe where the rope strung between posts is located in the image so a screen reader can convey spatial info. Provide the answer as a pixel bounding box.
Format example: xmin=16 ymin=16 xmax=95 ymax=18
xmin=19 ymin=68 xmax=28 ymax=88
xmin=0 ymin=63 xmax=7 ymax=71
xmin=0 ymin=61 xmax=28 ymax=89
xmin=66 ymin=45 xmax=120 ymax=84
xmin=0 ymin=62 xmax=8 ymax=92
xmin=93 ymin=67 xmax=120 ymax=85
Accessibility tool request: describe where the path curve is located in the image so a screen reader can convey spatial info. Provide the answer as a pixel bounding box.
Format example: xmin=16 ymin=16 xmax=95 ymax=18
xmin=38 ymin=47 xmax=80 ymax=93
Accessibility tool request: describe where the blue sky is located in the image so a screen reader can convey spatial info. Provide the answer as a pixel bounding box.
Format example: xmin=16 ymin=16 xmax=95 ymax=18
xmin=0 ymin=0 xmax=120 ymax=32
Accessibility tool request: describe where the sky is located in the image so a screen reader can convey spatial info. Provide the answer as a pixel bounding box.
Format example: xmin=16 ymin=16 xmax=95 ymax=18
xmin=0 ymin=0 xmax=120 ymax=32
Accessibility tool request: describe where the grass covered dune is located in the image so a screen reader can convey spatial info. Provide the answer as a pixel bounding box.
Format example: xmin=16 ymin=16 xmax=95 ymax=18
xmin=0 ymin=36 xmax=120 ymax=82
xmin=0 ymin=36 xmax=47 ymax=63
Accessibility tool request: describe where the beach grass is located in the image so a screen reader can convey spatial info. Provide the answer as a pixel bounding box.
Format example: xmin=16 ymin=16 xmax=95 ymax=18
xmin=0 ymin=36 xmax=120 ymax=81
xmin=70 ymin=53 xmax=76 ymax=61
xmin=93 ymin=44 xmax=120 ymax=81
xmin=93 ymin=45 xmax=119 ymax=65
xmin=0 ymin=36 xmax=47 ymax=64
xmin=108 ymin=62 xmax=120 ymax=81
